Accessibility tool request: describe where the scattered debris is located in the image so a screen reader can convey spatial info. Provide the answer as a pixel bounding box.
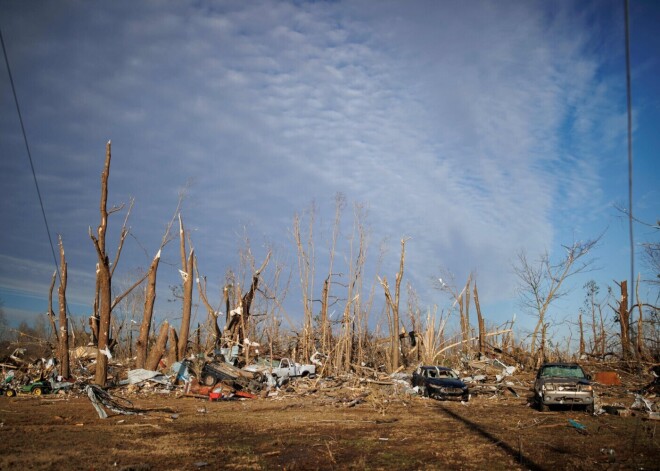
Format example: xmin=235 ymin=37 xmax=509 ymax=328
xmin=568 ymin=419 xmax=587 ymax=434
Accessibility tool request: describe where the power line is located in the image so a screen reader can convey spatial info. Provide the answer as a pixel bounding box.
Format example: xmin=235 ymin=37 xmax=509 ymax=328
xmin=0 ymin=27 xmax=62 ymax=285
xmin=624 ymin=0 xmax=635 ymax=310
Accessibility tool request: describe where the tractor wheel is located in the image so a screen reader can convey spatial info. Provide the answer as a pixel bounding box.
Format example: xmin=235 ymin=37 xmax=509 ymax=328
xmin=33 ymin=387 xmax=43 ymax=396
xmin=5 ymin=389 xmax=16 ymax=397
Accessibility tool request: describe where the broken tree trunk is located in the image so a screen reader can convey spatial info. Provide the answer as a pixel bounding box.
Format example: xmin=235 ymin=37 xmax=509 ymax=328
xmin=57 ymin=236 xmax=70 ymax=378
xmin=460 ymin=276 xmax=471 ymax=356
xmin=195 ymin=265 xmax=222 ymax=350
xmin=135 ymin=250 xmax=161 ymax=369
xmin=167 ymin=326 xmax=179 ymax=367
xmin=378 ymin=237 xmax=408 ymax=373
xmin=89 ymin=142 xmax=140 ymax=385
xmin=146 ymin=321 xmax=169 ymax=371
xmin=90 ymin=270 xmax=100 ymax=346
xmin=177 ymin=214 xmax=194 ymax=360
xmin=47 ymin=270 xmax=57 ymax=342
xmin=90 ymin=142 xmax=113 ymax=386
xmin=578 ymin=312 xmax=585 ymax=358
xmin=473 ymin=283 xmax=486 ymax=356
xmin=635 ymin=274 xmax=644 ymax=361
xmin=226 ymin=252 xmax=271 ymax=347
xmin=618 ymin=280 xmax=631 ymax=360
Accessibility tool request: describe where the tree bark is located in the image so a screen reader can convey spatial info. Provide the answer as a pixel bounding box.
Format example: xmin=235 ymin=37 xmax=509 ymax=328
xmin=146 ymin=321 xmax=169 ymax=371
xmin=167 ymin=326 xmax=179 ymax=367
xmin=47 ymin=270 xmax=58 ymax=342
xmin=177 ymin=214 xmax=194 ymax=360
xmin=136 ymin=250 xmax=161 ymax=368
xmin=578 ymin=312 xmax=585 ymax=358
xmin=474 ymin=283 xmax=486 ymax=356
xmin=460 ymin=277 xmax=471 ymax=355
xmin=57 ymin=236 xmax=70 ymax=378
xmin=90 ymin=142 xmax=113 ymax=386
xmin=618 ymin=280 xmax=631 ymax=360
xmin=378 ymin=238 xmax=408 ymax=373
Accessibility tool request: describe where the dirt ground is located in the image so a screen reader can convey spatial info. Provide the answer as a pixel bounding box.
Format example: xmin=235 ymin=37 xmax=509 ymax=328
xmin=1 ymin=386 xmax=658 ymax=471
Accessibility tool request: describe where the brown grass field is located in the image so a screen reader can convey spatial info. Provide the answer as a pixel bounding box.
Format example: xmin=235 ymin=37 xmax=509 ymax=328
xmin=1 ymin=385 xmax=658 ymax=470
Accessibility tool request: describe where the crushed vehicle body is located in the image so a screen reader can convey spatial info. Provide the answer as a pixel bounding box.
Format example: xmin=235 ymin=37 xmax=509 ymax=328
xmin=243 ymin=357 xmax=316 ymax=380
xmin=200 ymin=360 xmax=263 ymax=394
xmin=412 ymin=366 xmax=469 ymax=401
xmin=534 ymin=362 xmax=594 ymax=413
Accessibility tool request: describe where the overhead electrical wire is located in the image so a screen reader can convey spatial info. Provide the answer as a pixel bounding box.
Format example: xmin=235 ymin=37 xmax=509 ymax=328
xmin=0 ymin=27 xmax=62 ymax=285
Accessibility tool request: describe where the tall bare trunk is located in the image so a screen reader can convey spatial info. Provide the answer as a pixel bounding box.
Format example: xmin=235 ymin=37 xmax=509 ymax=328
xmin=578 ymin=312 xmax=585 ymax=358
xmin=378 ymin=238 xmax=408 ymax=373
xmin=47 ymin=271 xmax=57 ymax=342
xmin=460 ymin=277 xmax=471 ymax=356
xmin=474 ymin=283 xmax=486 ymax=356
xmin=635 ymin=274 xmax=643 ymax=361
xmin=57 ymin=236 xmax=70 ymax=378
xmin=618 ymin=280 xmax=630 ymax=360
xmin=136 ymin=251 xmax=160 ymax=368
xmin=90 ymin=142 xmax=113 ymax=386
xmin=177 ymin=214 xmax=194 ymax=360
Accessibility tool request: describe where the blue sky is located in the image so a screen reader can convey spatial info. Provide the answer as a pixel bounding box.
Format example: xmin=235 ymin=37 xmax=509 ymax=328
xmin=0 ymin=0 xmax=658 ymax=346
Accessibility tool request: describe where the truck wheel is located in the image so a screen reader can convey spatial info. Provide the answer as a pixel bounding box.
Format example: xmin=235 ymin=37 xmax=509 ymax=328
xmin=252 ymin=372 xmax=264 ymax=383
xmin=538 ymin=401 xmax=548 ymax=412
xmin=585 ymin=403 xmax=594 ymax=414
xmin=203 ymin=375 xmax=217 ymax=387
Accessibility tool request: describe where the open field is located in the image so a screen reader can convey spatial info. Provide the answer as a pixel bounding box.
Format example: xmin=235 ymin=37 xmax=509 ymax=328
xmin=1 ymin=389 xmax=658 ymax=470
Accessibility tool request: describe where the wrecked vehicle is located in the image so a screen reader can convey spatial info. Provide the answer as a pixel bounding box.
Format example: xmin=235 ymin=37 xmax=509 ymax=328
xmin=534 ymin=362 xmax=594 ymax=413
xmin=243 ymin=357 xmax=316 ymax=379
xmin=200 ymin=360 xmax=263 ymax=393
xmin=412 ymin=366 xmax=469 ymax=401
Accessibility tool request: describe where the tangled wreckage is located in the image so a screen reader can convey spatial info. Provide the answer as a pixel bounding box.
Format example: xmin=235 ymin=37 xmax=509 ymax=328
xmin=2 ymin=344 xmax=659 ymax=428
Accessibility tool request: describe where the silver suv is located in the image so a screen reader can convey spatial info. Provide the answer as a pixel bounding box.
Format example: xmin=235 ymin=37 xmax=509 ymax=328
xmin=534 ymin=362 xmax=594 ymax=413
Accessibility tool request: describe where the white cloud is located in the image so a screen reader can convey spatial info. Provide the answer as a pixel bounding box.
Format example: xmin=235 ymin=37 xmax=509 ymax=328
xmin=0 ymin=0 xmax=629 ymax=330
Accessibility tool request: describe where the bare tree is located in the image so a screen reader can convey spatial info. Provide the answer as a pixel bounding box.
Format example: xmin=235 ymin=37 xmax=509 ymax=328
xmin=378 ymin=237 xmax=408 ymax=372
xmin=513 ymin=239 xmax=598 ymax=358
xmin=292 ymin=205 xmax=316 ymax=361
xmin=320 ymin=194 xmax=345 ymax=360
xmin=473 ymin=283 xmax=486 ymax=356
xmin=89 ymin=142 xmax=151 ymax=386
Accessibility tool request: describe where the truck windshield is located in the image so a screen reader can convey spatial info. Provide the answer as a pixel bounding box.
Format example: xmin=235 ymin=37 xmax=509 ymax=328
xmin=540 ymin=365 xmax=586 ymax=379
